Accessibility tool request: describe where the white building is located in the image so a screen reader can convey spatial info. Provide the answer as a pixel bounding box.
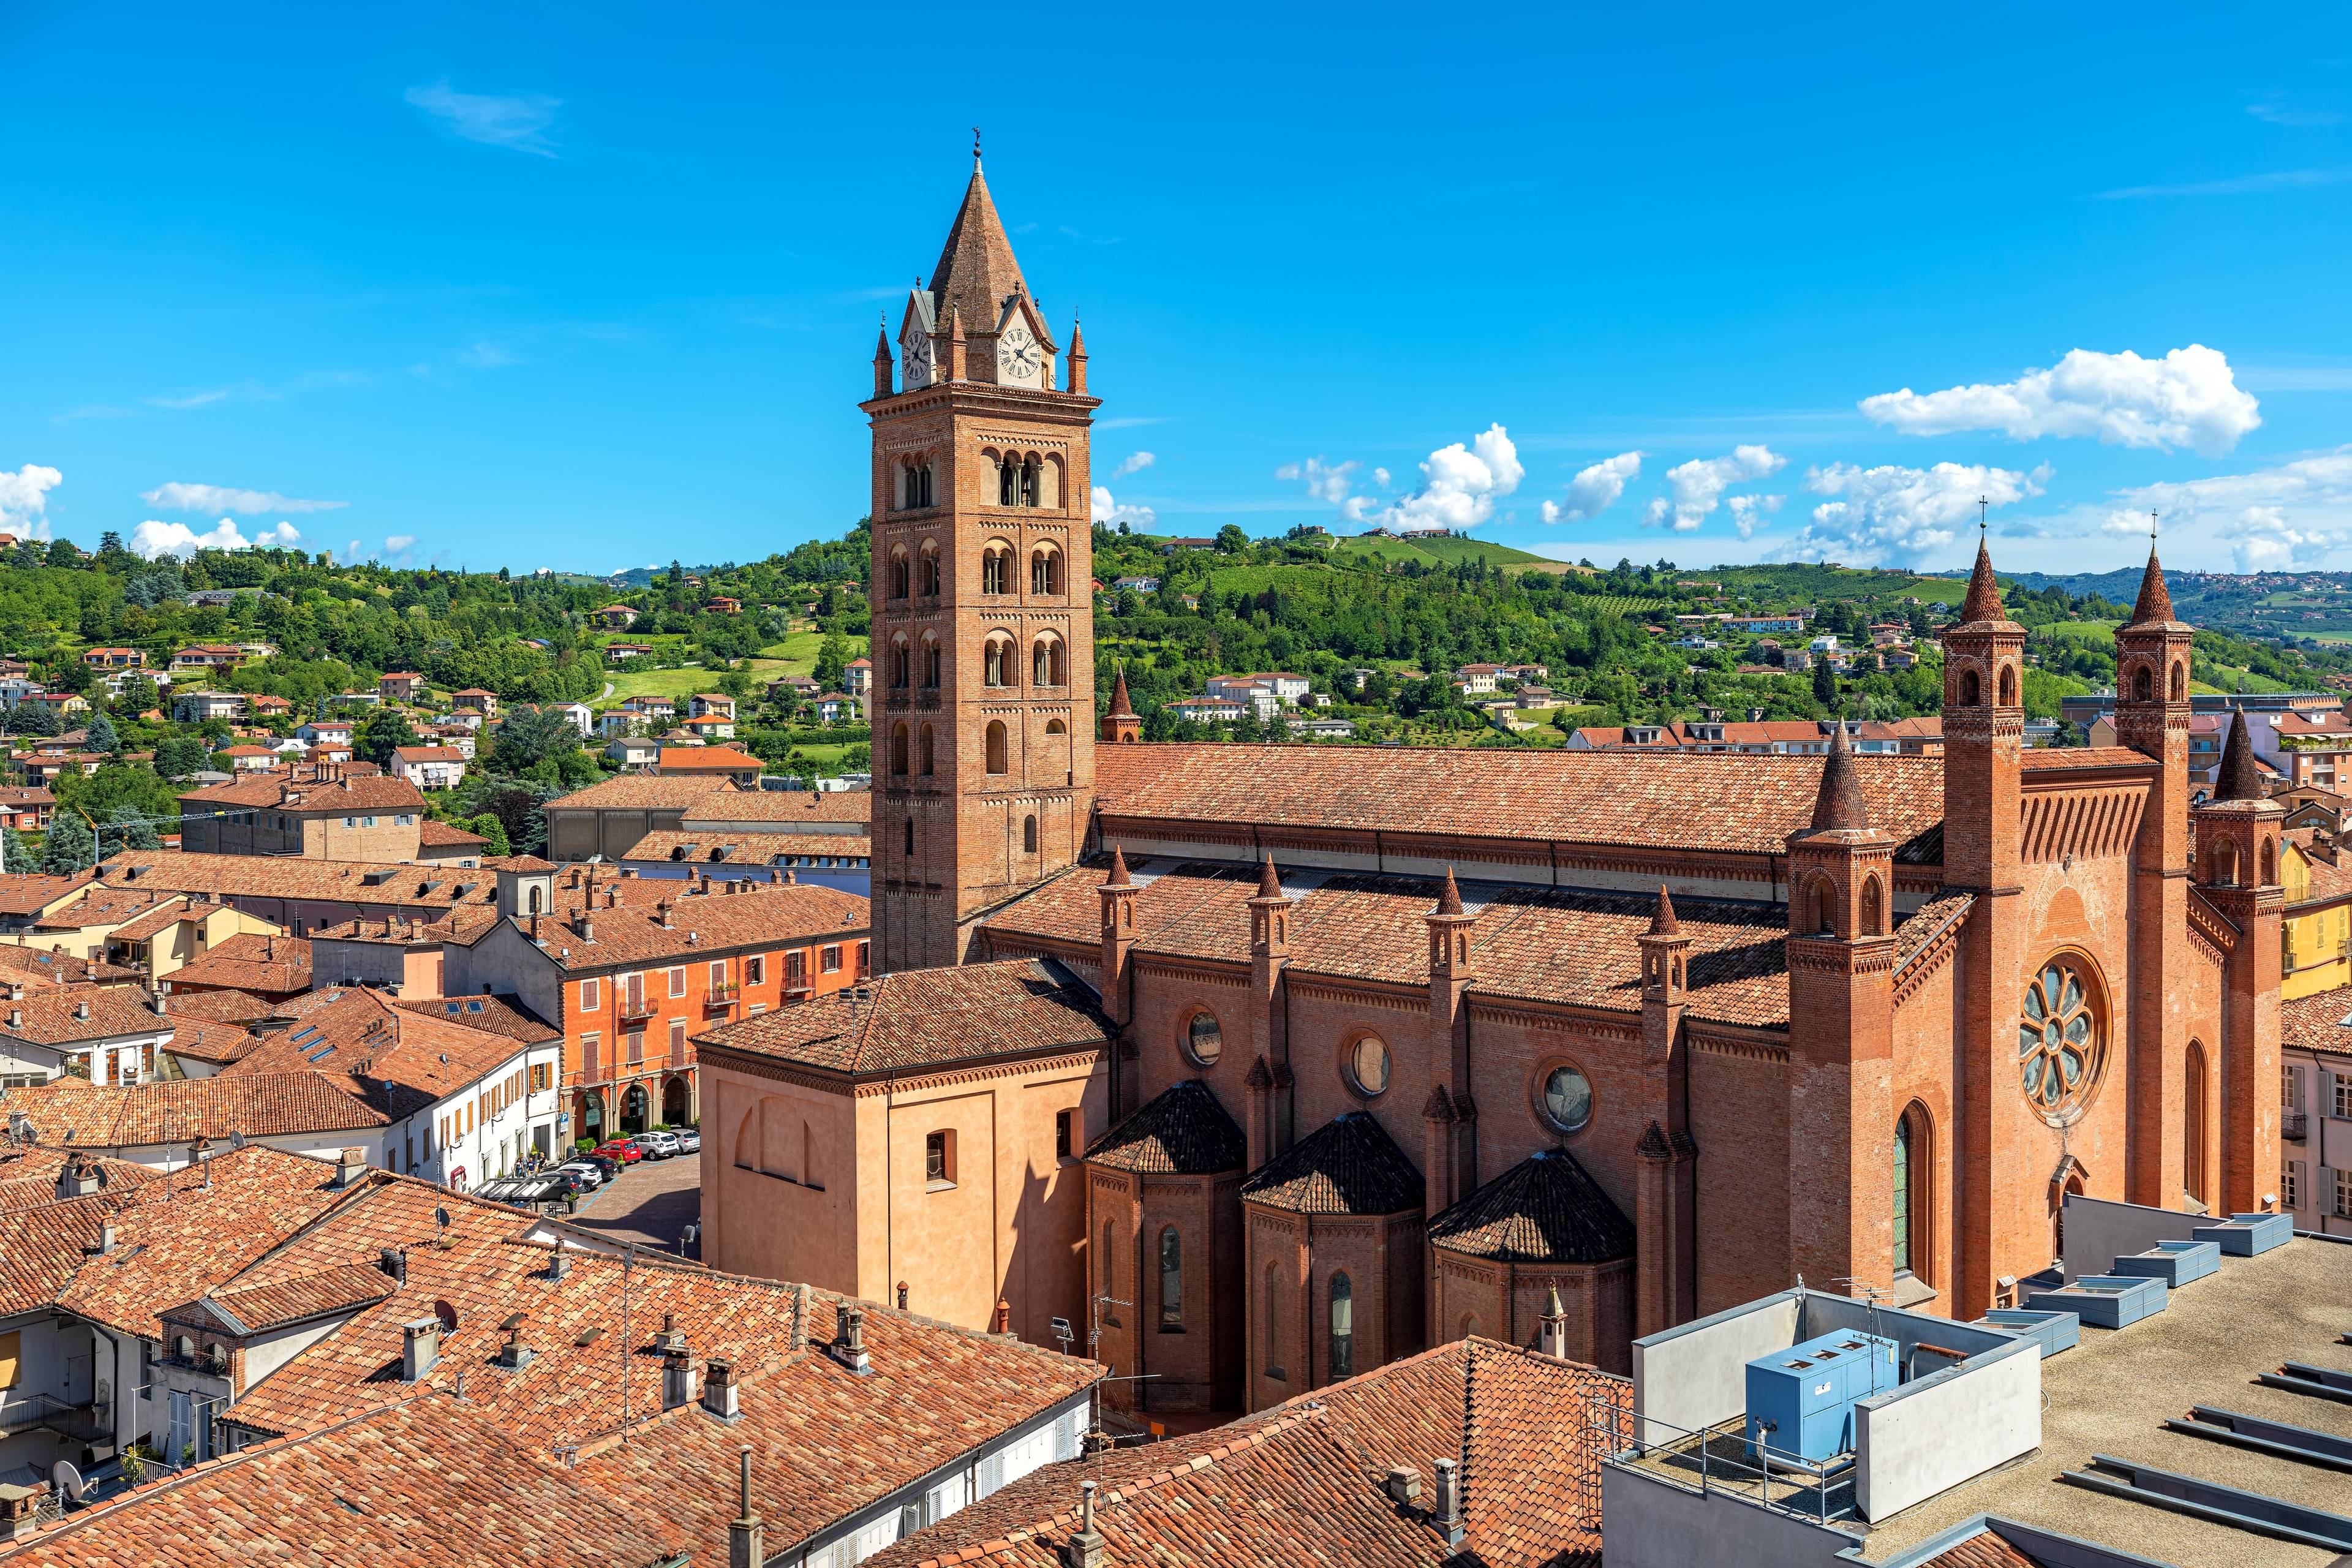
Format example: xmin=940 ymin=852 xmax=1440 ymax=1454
xmin=0 ymin=984 xmax=176 ymax=1087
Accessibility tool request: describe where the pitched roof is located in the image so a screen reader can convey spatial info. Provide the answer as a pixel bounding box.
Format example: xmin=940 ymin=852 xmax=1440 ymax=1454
xmin=0 ymin=871 xmax=92 ymax=919
xmin=983 ymin=859 xmax=1795 ymax=1029
xmin=1085 ymin=1080 xmax=1247 ymax=1174
xmin=0 ymin=943 xmax=140 ymax=988
xmin=1427 ymin=1149 xmax=1637 ymax=1264
xmin=521 ymin=880 xmax=867 ymax=970
xmin=2281 ymin=987 xmax=2352 ymax=1058
xmin=696 ymin=957 xmax=1110 ymax=1077
xmin=659 ymin=745 xmax=763 ymax=772
xmin=928 ymin=162 xmax=1030 ymax=344
xmin=619 ymin=829 xmax=872 ymax=864
xmin=32 ymin=886 xmax=182 ymax=932
xmin=179 ymin=767 xmax=426 ymax=815
xmin=544 ymin=773 xmax=733 ymax=812
xmin=1093 ymin=743 xmax=1944 ymax=861
xmin=0 ymin=984 xmax=174 ymax=1046
xmin=416 ymin=819 xmax=487 ymax=848
xmin=869 ymin=1336 xmax=1620 ymax=1568
xmin=1238 ymin=1112 xmax=1423 ymax=1215
xmin=679 ymin=785 xmax=870 ymax=827
xmin=167 ymin=932 xmax=312 ymax=995
xmin=99 ymin=850 xmax=504 ymax=914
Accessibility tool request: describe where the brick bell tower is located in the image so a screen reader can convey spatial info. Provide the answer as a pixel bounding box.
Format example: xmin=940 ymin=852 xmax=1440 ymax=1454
xmin=864 ymin=151 xmax=1099 ymax=971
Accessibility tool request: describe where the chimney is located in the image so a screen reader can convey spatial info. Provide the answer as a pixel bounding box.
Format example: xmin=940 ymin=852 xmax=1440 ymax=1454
xmin=74 ymin=998 xmax=89 ymax=1023
xmin=1431 ymin=1458 xmax=1463 ymax=1544
xmin=547 ymin=1246 xmax=570 ymax=1281
xmin=95 ymin=1219 xmax=118 ymax=1255
xmin=833 ymin=1305 xmax=870 ymax=1373
xmin=728 ymin=1446 xmax=764 ymax=1568
xmin=379 ymin=1246 xmax=407 ymax=1283
xmin=895 ymin=1281 xmax=908 ymax=1311
xmin=150 ymin=985 xmax=168 ymax=1016
xmin=0 ymin=1482 xmax=47 ymax=1540
xmin=1060 ymin=1481 xmax=1105 ymax=1568
xmin=1384 ymin=1464 xmax=1422 ymax=1506
xmin=496 ymin=1325 xmax=534 ymax=1371
xmin=6 ymin=1009 xmax=17 ymax=1032
xmin=56 ymin=1156 xmax=100 ymax=1200
xmin=703 ymin=1356 xmax=741 ymax=1420
xmin=401 ymin=1316 xmax=440 ymax=1382
xmin=1537 ymin=1283 xmax=1570 ymax=1360
xmin=658 ymin=1311 xmax=687 ymax=1352
xmin=687 ymin=930 xmax=701 ymax=948
xmin=662 ymin=1346 xmax=695 ymax=1408
xmin=992 ymin=1299 xmax=1012 ymax=1336
xmin=575 ymin=911 xmax=595 ymax=943
xmin=335 ymin=1148 xmax=368 ymax=1188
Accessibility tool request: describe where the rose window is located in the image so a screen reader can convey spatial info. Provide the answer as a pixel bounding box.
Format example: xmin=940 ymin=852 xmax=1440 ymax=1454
xmin=2019 ymin=959 xmax=2101 ymax=1123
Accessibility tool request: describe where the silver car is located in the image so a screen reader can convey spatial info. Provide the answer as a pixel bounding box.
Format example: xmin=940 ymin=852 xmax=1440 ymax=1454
xmin=674 ymin=1127 xmax=701 ymax=1155
xmin=637 ymin=1129 xmax=682 ymax=1159
xmin=555 ymin=1160 xmax=606 ymax=1190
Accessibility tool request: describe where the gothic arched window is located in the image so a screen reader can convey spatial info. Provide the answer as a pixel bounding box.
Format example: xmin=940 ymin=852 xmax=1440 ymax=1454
xmin=984 ymin=637 xmax=1011 ymax=687
xmin=2134 ymin=666 xmax=2152 ymax=702
xmin=919 ymin=541 xmax=941 ymax=597
xmin=998 ymin=456 xmax=1017 ymax=507
xmin=891 ymin=639 xmax=910 ymax=688
xmin=918 ymin=723 xmax=935 ymax=776
xmin=1023 ymin=814 xmax=1038 ymax=854
xmin=1328 ymin=1273 xmax=1354 ymax=1381
xmin=1032 ymin=636 xmax=1064 ymax=687
xmin=981 ymin=546 xmax=1009 ymax=596
xmin=1999 ymin=666 xmax=2018 ymax=706
xmin=1031 ymin=546 xmax=1060 ymax=596
xmin=889 ymin=549 xmax=910 ymax=600
xmin=1020 ymin=456 xmax=1040 ymax=507
xmin=1159 ymin=1227 xmax=1182 ymax=1330
xmin=985 ymin=721 xmax=1009 ymax=775
xmin=890 ymin=723 xmax=908 ymax=776
xmin=1860 ymin=875 xmax=1883 ymax=936
xmin=2185 ymin=1040 xmax=2209 ymax=1206
xmin=1960 ymin=669 xmax=1980 ymax=707
xmin=2170 ymin=662 xmax=2185 ymax=701
xmin=1810 ymin=878 xmax=1836 ymax=935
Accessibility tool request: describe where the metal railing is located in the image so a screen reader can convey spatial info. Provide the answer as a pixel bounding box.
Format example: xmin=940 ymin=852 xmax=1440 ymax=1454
xmin=1587 ymin=1392 xmax=1855 ymax=1528
xmin=2284 ymin=1109 xmax=2309 ymax=1140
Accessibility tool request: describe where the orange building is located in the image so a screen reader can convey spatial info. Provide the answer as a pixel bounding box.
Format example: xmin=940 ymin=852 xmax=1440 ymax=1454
xmin=703 ymin=153 xmax=2283 ymax=1419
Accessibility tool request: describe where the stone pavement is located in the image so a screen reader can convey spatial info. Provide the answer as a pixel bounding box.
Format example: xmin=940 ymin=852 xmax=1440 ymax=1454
xmin=568 ymin=1150 xmax=703 ymax=1260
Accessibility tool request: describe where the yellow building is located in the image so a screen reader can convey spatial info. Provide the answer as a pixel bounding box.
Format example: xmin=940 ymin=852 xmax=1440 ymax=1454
xmin=2281 ymin=831 xmax=2352 ymax=1000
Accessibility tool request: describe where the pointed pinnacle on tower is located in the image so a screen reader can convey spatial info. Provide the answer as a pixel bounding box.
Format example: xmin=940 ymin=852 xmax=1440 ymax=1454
xmin=1434 ymin=866 xmax=1464 ymax=917
xmin=2125 ymin=544 xmax=2180 ymax=629
xmin=1104 ymin=845 xmax=1132 ymax=887
xmin=1256 ymin=851 xmax=1283 ymax=902
xmin=1958 ymin=537 xmax=2008 ymax=624
xmin=2215 ymin=710 xmax=2264 ymax=801
xmin=1648 ymin=884 xmax=1680 ymax=935
xmin=1107 ymin=663 xmax=1136 ymax=718
xmin=1809 ymin=716 xmax=1871 ymax=832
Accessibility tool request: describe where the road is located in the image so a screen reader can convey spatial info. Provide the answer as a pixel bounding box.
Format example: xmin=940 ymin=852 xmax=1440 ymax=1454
xmin=568 ymin=1150 xmax=702 ymax=1260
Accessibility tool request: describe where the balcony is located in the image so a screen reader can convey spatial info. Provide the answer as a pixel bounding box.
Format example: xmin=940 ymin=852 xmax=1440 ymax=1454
xmin=0 ymin=1392 xmax=110 ymax=1446
xmin=703 ymin=982 xmax=741 ymax=1010
xmin=2283 ymin=1109 xmax=2309 ymax=1141
xmin=616 ymin=996 xmax=660 ymax=1023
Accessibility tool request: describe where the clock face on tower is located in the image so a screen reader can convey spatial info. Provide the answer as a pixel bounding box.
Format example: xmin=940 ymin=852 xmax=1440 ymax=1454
xmin=902 ymin=331 xmax=933 ymax=389
xmin=997 ymin=323 xmax=1039 ymax=386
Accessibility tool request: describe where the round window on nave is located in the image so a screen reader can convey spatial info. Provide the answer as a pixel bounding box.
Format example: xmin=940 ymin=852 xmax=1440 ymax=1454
xmin=1540 ymin=1065 xmax=1594 ymax=1135
xmin=2019 ymin=956 xmax=2104 ymax=1125
xmin=1184 ymin=1009 xmax=1222 ymax=1066
xmin=1348 ymin=1035 xmax=1390 ymax=1098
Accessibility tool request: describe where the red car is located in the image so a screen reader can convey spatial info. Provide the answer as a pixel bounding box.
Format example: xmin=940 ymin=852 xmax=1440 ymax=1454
xmin=592 ymin=1138 xmax=646 ymax=1165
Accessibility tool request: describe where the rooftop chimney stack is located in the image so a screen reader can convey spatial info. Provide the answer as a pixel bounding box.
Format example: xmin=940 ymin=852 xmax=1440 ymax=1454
xmin=335 ymin=1148 xmax=367 ymax=1188
xmin=728 ymin=1446 xmax=764 ymax=1568
xmin=658 ymin=1311 xmax=687 ymax=1352
xmin=496 ymin=1325 xmax=533 ymax=1371
xmin=662 ymin=1347 xmax=695 ymax=1409
xmin=1384 ymin=1464 xmax=1422 ymax=1507
xmin=834 ymin=1305 xmax=870 ymax=1374
xmin=74 ymin=998 xmax=89 ymax=1022
xmin=96 ymin=1219 xmax=118 ymax=1254
xmin=1061 ymin=1481 xmax=1105 ymax=1568
xmin=1431 ymin=1458 xmax=1463 ymax=1544
xmin=379 ymin=1246 xmax=407 ymax=1283
xmin=546 ymin=1246 xmax=570 ymax=1281
xmin=703 ymin=1356 xmax=741 ymax=1420
xmin=401 ymin=1316 xmax=440 ymax=1382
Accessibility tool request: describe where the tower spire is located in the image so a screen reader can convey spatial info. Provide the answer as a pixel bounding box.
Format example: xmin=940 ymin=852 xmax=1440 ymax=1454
xmin=1808 ymin=714 xmax=1870 ymax=832
xmin=1958 ymin=536 xmax=2008 ymax=625
xmin=2125 ymin=524 xmax=2179 ymax=629
xmin=2215 ymin=710 xmax=2263 ymax=801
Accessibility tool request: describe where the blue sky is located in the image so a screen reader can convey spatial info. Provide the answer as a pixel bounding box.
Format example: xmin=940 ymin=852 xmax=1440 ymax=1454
xmin=6 ymin=2 xmax=2352 ymax=577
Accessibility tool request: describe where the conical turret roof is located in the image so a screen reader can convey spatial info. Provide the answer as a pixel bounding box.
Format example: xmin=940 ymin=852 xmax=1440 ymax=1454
xmin=1648 ymin=884 xmax=1680 ymax=935
xmin=1104 ymin=845 xmax=1132 ymax=887
xmin=1958 ymin=538 xmax=2009 ymax=625
xmin=929 ymin=164 xmax=1028 ymax=343
xmin=2215 ymin=710 xmax=2264 ymax=801
xmin=1107 ymin=663 xmax=1137 ymax=718
xmin=1255 ymin=852 xmax=1284 ymax=901
xmin=2125 ymin=546 xmax=2181 ymax=629
xmin=1433 ymin=866 xmax=1464 ymax=917
xmin=1809 ymin=719 xmax=1871 ymax=832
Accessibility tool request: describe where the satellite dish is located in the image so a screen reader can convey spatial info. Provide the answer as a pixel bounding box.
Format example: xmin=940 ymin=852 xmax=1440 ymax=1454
xmin=51 ymin=1460 xmax=85 ymax=1503
xmin=433 ymin=1299 xmax=459 ymax=1333
xmin=435 ymin=1206 xmax=451 ymax=1230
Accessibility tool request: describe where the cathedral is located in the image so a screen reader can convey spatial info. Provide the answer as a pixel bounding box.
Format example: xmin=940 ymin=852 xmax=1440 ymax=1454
xmin=709 ymin=153 xmax=2283 ymax=1417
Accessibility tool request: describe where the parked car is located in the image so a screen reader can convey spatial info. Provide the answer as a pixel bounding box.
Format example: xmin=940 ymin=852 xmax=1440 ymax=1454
xmin=638 ymin=1129 xmax=681 ymax=1159
xmin=556 ymin=1159 xmax=606 ymax=1190
xmin=674 ymin=1127 xmax=701 ymax=1155
xmin=592 ymin=1139 xmax=646 ymax=1165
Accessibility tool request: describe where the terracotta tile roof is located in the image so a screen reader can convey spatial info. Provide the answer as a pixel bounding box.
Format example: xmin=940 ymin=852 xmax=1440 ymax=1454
xmin=1093 ymin=742 xmax=1944 ymax=860
xmin=155 ymin=986 xmax=275 ymax=1024
xmin=1239 ymin=1112 xmax=1423 ymax=1215
xmin=107 ymin=1071 xmax=388 ymax=1146
xmin=105 ymin=895 xmax=195 ymax=943
xmin=168 ymin=932 xmax=312 ymax=994
xmin=2017 ymin=746 xmax=2156 ymax=772
xmin=197 ymin=1259 xmax=396 ymax=1333
xmin=179 ymin=767 xmax=426 ymax=815
xmin=0 ymin=1394 xmax=683 ymax=1568
xmin=390 ymin=745 xmax=468 ymax=764
xmin=32 ymin=886 xmax=181 ymax=932
xmin=417 ymin=819 xmax=486 ymax=847
xmin=545 ymin=773 xmax=733 ymax=812
xmin=0 ymin=1147 xmax=155 ymax=1213
xmin=1085 ymin=1080 xmax=1246 ymax=1174
xmin=870 ymin=1336 xmax=1621 ymax=1568
xmin=697 ymin=958 xmax=1109 ymax=1076
xmin=927 ymin=164 xmax=1029 ymax=352
xmin=679 ymin=785 xmax=870 ymax=826
xmin=100 ymin=850 xmax=505 ymax=913
xmin=1913 ymin=1528 xmax=2045 ymax=1568
xmin=0 ymin=984 xmax=174 ymax=1046
xmin=311 ymin=905 xmax=507 ymax=948
xmin=659 ymin=745 xmax=763 ymax=772
xmin=0 ymin=944 xmax=140 ymax=988
xmin=620 ymin=829 xmax=873 ymax=863
xmin=1427 ymin=1148 xmax=1637 ymax=1263
xmin=0 ymin=872 xmax=86 ymax=921
xmin=1893 ymin=889 xmax=1976 ymax=973
xmin=984 ymin=859 xmax=1795 ymax=1029
xmin=393 ymin=992 xmax=559 ymax=1042
xmin=524 ymin=880 xmax=867 ymax=970
xmin=2282 ymin=989 xmax=2352 ymax=1058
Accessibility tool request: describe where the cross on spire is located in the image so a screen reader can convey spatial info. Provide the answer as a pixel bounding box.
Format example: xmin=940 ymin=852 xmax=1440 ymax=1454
xmin=2150 ymin=508 xmax=2160 ymax=541
xmin=971 ymin=127 xmax=982 ymax=169
xmin=1977 ymin=496 xmax=1989 ymax=533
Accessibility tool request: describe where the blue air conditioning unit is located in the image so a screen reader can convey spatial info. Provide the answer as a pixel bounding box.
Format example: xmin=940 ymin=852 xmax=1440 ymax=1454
xmin=1743 ymin=1329 xmax=1898 ymax=1464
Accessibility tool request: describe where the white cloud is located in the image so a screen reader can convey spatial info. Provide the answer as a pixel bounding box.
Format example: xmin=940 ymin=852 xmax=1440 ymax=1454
xmin=0 ymin=464 xmax=64 ymax=539
xmin=1091 ymin=485 xmax=1156 ymax=530
xmin=405 ymin=81 xmax=561 ymax=157
xmin=129 ymin=519 xmax=301 ymax=559
xmin=1779 ymin=461 xmax=2047 ymax=567
xmin=1374 ymin=423 xmax=1523 ymax=532
xmin=1372 ymin=467 xmax=1390 ymax=486
xmin=1276 ymin=457 xmax=1359 ymax=504
xmin=1112 ymin=451 xmax=1155 ymax=480
xmin=383 ymin=534 xmax=418 ymax=552
xmin=2223 ymin=507 xmax=2346 ymax=572
xmin=1540 ymin=450 xmax=1644 ymax=524
xmin=2101 ymin=447 xmax=2352 ymax=572
xmin=2096 ymin=167 xmax=2352 ymax=200
xmin=141 ymin=481 xmax=347 ymax=516
xmin=1860 ymin=345 xmax=2259 ymax=456
xmin=1726 ymin=493 xmax=1785 ymax=540
xmin=1641 ymin=445 xmax=1785 ymax=532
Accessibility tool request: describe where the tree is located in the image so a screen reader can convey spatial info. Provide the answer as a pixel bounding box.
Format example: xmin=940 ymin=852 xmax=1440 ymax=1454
xmin=154 ymin=735 xmax=208 ymax=779
xmin=813 ymin=633 xmax=850 ymax=690
xmin=100 ymin=804 xmax=160 ymax=854
xmin=717 ymin=668 xmax=754 ymax=703
xmin=355 ymin=707 xmax=421 ymax=766
xmin=0 ymin=826 xmax=29 ymax=874
xmin=490 ymin=704 xmax=586 ymax=775
xmin=1812 ymin=659 xmax=1840 ymax=709
xmin=40 ymin=812 xmax=96 ymax=873
xmin=456 ymin=812 xmax=512 ymax=856
xmin=83 ymin=712 xmax=119 ymax=753
xmin=1215 ymin=524 xmax=1250 ymax=554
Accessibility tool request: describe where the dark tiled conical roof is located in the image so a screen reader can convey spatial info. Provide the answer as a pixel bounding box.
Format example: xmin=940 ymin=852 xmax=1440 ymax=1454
xmin=1239 ymin=1112 xmax=1423 ymax=1215
xmin=1808 ymin=720 xmax=1870 ymax=832
xmin=928 ymin=164 xmax=1028 ymax=343
xmin=2125 ymin=546 xmax=2180 ymax=629
xmin=1958 ymin=538 xmax=2008 ymax=624
xmin=1106 ymin=664 xmax=1137 ymax=719
xmin=1648 ymin=884 xmax=1679 ymax=935
xmin=1256 ymin=852 xmax=1284 ymax=901
xmin=2215 ymin=710 xmax=2264 ymax=801
xmin=1427 ymin=1148 xmax=1637 ymax=1264
xmin=1433 ymin=867 xmax=1464 ymax=917
xmin=1084 ymin=1080 xmax=1245 ymax=1175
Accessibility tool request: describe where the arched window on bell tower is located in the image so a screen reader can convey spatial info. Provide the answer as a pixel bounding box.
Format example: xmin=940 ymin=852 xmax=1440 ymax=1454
xmin=1960 ymin=669 xmax=1980 ymax=707
xmin=2133 ymin=665 xmax=2152 ymax=703
xmin=998 ymin=455 xmax=1017 ymax=507
xmin=1999 ymin=665 xmax=2018 ymax=707
xmin=1020 ymin=456 xmax=1040 ymax=507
